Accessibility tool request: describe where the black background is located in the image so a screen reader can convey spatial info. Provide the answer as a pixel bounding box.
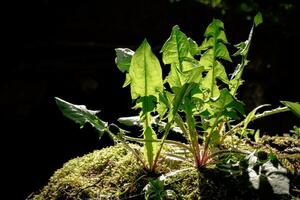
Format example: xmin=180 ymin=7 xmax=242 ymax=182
xmin=3 ymin=0 xmax=299 ymax=199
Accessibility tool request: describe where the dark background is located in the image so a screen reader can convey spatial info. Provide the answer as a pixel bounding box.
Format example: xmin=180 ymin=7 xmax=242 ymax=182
xmin=3 ymin=0 xmax=299 ymax=199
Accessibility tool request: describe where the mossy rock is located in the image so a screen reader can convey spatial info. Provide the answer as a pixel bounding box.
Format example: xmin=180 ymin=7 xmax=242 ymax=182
xmin=30 ymin=136 xmax=300 ymax=200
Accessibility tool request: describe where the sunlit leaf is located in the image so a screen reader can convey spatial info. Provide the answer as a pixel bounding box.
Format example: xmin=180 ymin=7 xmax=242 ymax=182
xmin=188 ymin=37 xmax=200 ymax=56
xmin=166 ymin=64 xmax=186 ymax=89
xmin=143 ymin=126 xmax=158 ymax=169
xmin=55 ymin=97 xmax=108 ymax=138
xmin=215 ymin=61 xmax=229 ymax=84
xmin=115 ymin=48 xmax=134 ymax=72
xmin=118 ymin=116 xmax=141 ymax=126
xmin=204 ymin=19 xmax=224 ymax=38
xmin=129 ymin=39 xmax=163 ymax=100
xmin=203 ymin=70 xmax=220 ymax=99
xmin=281 ymin=101 xmax=300 ymax=118
xmin=209 ymin=89 xmax=245 ymax=115
xmin=215 ymin=42 xmax=232 ymax=62
xmin=161 ymin=25 xmax=190 ymax=66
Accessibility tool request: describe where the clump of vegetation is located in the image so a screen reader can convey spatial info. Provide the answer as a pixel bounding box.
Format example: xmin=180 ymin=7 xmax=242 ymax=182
xmin=31 ymin=13 xmax=300 ymax=199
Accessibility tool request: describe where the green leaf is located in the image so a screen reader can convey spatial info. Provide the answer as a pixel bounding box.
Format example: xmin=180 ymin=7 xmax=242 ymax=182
xmin=209 ymin=88 xmax=234 ymax=111
xmin=217 ymin=30 xmax=228 ymax=43
xmin=202 ymin=70 xmax=220 ymax=99
xmin=129 ymin=39 xmax=163 ymax=100
xmin=232 ymin=41 xmax=248 ymax=57
xmin=143 ymin=126 xmax=158 ymax=169
xmin=161 ymin=25 xmax=190 ymax=66
xmin=215 ymin=61 xmax=229 ymax=84
xmin=204 ymin=19 xmax=224 ymax=38
xmin=118 ymin=116 xmax=141 ymax=126
xmin=199 ymin=38 xmax=214 ymax=51
xmin=166 ymin=64 xmax=186 ymax=89
xmin=157 ymin=91 xmax=173 ymax=118
xmin=215 ymin=42 xmax=232 ymax=62
xmin=200 ymin=19 xmax=232 ymax=99
xmin=209 ymin=89 xmax=245 ymax=115
xmin=55 ymin=97 xmax=108 ymax=138
xmin=122 ymin=73 xmax=131 ymax=88
xmin=281 ymin=101 xmax=300 ymax=118
xmin=199 ymin=49 xmax=214 ymax=69
xmin=254 ymin=129 xmax=260 ymax=143
xmin=241 ymin=104 xmax=270 ymax=136
xmin=188 ymin=37 xmax=200 ymax=56
xmin=230 ymin=12 xmax=260 ymax=95
xmin=254 ymin=12 xmax=263 ymax=27
xmin=115 ymin=48 xmax=134 ymax=72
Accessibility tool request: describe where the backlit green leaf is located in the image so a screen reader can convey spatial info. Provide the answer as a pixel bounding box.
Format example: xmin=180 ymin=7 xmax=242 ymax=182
xmin=166 ymin=64 xmax=186 ymax=89
xmin=204 ymin=19 xmax=224 ymax=38
xmin=199 ymin=49 xmax=214 ymax=69
xmin=188 ymin=37 xmax=200 ymax=56
xmin=215 ymin=42 xmax=232 ymax=62
xmin=215 ymin=61 xmax=229 ymax=84
xmin=203 ymin=70 xmax=220 ymax=99
xmin=129 ymin=39 xmax=163 ymax=100
xmin=115 ymin=48 xmax=134 ymax=72
xmin=161 ymin=25 xmax=190 ymax=66
xmin=55 ymin=97 xmax=108 ymax=138
xmin=209 ymin=89 xmax=244 ymax=115
xmin=143 ymin=126 xmax=158 ymax=169
xmin=254 ymin=12 xmax=263 ymax=27
xmin=281 ymin=101 xmax=300 ymax=118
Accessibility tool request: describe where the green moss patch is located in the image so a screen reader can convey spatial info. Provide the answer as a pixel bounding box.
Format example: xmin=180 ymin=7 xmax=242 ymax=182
xmin=30 ymin=137 xmax=300 ymax=200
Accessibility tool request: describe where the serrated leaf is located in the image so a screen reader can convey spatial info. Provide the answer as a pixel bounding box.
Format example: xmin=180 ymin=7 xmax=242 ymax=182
xmin=157 ymin=91 xmax=173 ymax=118
xmin=204 ymin=19 xmax=224 ymax=38
xmin=161 ymin=25 xmax=190 ymax=66
xmin=241 ymin=104 xmax=270 ymax=136
xmin=115 ymin=48 xmax=134 ymax=72
xmin=166 ymin=63 xmax=186 ymax=89
xmin=188 ymin=37 xmax=200 ymax=56
xmin=202 ymin=69 xmax=220 ymax=99
xmin=199 ymin=49 xmax=214 ymax=69
xmin=209 ymin=88 xmax=234 ymax=111
xmin=281 ymin=101 xmax=300 ymax=118
xmin=215 ymin=42 xmax=232 ymax=62
xmin=129 ymin=39 xmax=163 ymax=100
xmin=254 ymin=12 xmax=263 ymax=27
xmin=217 ymin=30 xmax=228 ymax=43
xmin=232 ymin=41 xmax=248 ymax=57
xmin=199 ymin=38 xmax=215 ymax=51
xmin=55 ymin=97 xmax=108 ymax=138
xmin=209 ymin=89 xmax=244 ymax=115
xmin=215 ymin=61 xmax=229 ymax=84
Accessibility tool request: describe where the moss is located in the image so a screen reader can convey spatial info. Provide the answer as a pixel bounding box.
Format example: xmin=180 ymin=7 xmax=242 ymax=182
xmin=30 ymin=136 xmax=300 ymax=200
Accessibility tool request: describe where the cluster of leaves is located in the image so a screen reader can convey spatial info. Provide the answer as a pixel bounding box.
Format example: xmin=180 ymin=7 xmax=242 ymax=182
xmin=55 ymin=12 xmax=299 ymax=197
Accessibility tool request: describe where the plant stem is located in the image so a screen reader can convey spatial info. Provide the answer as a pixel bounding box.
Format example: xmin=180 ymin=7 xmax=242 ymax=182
xmin=152 ymin=83 xmax=194 ymax=171
xmin=106 ymin=126 xmax=147 ymax=169
xmin=124 ymin=135 xmax=192 ymax=151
